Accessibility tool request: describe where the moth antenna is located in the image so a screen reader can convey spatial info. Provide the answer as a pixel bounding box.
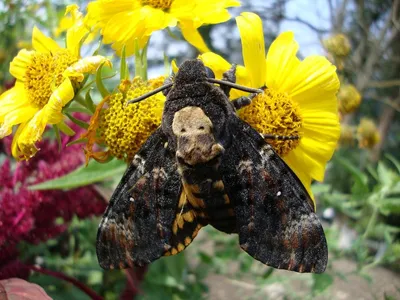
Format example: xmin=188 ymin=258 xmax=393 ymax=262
xmin=127 ymin=83 xmax=173 ymax=104
xmin=207 ymin=78 xmax=264 ymax=94
xmin=262 ymin=134 xmax=300 ymax=141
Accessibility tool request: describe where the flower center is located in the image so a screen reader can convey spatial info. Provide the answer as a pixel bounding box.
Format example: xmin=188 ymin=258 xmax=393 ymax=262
xmin=24 ymin=50 xmax=78 ymax=108
xmin=141 ymin=0 xmax=173 ymax=9
xmin=98 ymin=77 xmax=165 ymax=162
xmin=238 ymin=88 xmax=303 ymax=156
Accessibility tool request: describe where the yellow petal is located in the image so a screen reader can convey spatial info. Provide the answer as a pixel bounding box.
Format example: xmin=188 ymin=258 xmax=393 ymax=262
xmin=289 ymin=56 xmax=340 ymax=104
xmin=32 ymin=26 xmax=61 ymax=54
xmin=265 ymin=31 xmax=300 ymax=91
xmin=0 ymin=84 xmax=29 ymax=121
xmin=180 ymin=22 xmax=210 ymax=53
xmin=17 ymin=109 xmax=49 ymax=159
xmin=9 ymin=49 xmax=34 ymax=82
xmin=283 ymin=150 xmax=315 ymax=203
xmin=45 ymin=78 xmax=75 ymax=124
xmin=0 ymin=104 xmax=38 ymax=137
xmin=66 ymin=5 xmax=89 ymax=58
xmin=86 ymin=0 xmax=137 ymax=28
xmin=189 ymin=0 xmax=240 ymax=27
xmin=64 ymin=56 xmax=112 ymax=82
xmin=15 ymin=78 xmax=74 ymax=159
xmin=140 ymin=6 xmax=177 ymax=35
xmin=236 ymin=12 xmax=266 ymax=88
xmin=11 ymin=122 xmax=27 ymax=159
xmin=199 ymin=52 xmax=231 ymax=79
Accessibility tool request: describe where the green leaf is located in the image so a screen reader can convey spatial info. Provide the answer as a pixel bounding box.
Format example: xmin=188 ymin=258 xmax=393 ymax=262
xmin=96 ymin=62 xmax=111 ymax=98
xmin=65 ymin=113 xmax=89 ymax=130
xmin=29 ymin=159 xmax=126 ymax=190
xmin=85 ymin=89 xmax=96 ymax=113
xmin=385 ymin=154 xmax=400 ymax=174
xmin=335 ymin=156 xmax=369 ymax=194
xmin=312 ymin=273 xmax=333 ymax=294
xmin=377 ymin=162 xmax=392 ymax=185
xmin=380 ymin=198 xmax=400 ymax=215
xmin=58 ymin=120 xmax=76 ymax=136
xmin=53 ymin=124 xmax=62 ymax=152
xmin=120 ymin=45 xmax=129 ymax=80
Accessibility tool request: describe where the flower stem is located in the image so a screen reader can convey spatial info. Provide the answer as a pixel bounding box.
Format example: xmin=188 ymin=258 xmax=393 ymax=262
xmin=27 ymin=265 xmax=103 ymax=300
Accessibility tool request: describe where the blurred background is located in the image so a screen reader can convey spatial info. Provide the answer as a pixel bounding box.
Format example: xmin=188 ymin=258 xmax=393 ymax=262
xmin=0 ymin=0 xmax=400 ymax=299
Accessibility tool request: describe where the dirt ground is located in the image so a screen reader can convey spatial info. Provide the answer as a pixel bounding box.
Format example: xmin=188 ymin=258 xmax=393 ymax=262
xmin=203 ymin=258 xmax=400 ymax=300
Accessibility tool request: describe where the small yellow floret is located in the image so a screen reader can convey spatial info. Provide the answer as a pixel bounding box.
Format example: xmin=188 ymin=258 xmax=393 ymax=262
xmin=239 ymin=89 xmax=302 ymax=156
xmin=141 ymin=0 xmax=173 ymax=9
xmin=84 ymin=77 xmax=166 ymax=163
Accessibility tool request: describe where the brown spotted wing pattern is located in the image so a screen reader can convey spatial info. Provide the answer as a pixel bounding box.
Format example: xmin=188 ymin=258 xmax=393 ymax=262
xmin=220 ymin=118 xmax=328 ymax=273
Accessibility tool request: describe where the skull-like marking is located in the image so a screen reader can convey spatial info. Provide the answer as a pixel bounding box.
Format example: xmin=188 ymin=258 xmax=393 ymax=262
xmin=172 ymin=106 xmax=224 ymax=166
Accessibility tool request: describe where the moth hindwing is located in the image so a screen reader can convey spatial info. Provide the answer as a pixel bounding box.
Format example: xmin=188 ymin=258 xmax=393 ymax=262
xmin=96 ymin=59 xmax=328 ymax=273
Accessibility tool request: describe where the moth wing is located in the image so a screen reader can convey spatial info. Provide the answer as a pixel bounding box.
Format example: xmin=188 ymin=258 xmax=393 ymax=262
xmin=96 ymin=129 xmax=182 ymax=269
xmin=221 ymin=118 xmax=328 ymax=273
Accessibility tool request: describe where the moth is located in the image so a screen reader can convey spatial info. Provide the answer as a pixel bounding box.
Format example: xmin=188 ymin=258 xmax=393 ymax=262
xmin=96 ymin=59 xmax=328 ymax=273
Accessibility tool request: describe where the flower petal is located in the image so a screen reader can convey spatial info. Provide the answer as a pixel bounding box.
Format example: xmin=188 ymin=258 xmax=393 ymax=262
xmin=283 ymin=151 xmax=315 ymax=202
xmin=0 ymin=105 xmax=38 ymax=138
xmin=65 ymin=5 xmax=89 ymax=58
xmin=189 ymin=0 xmax=240 ymax=27
xmin=45 ymin=78 xmax=75 ymax=124
xmin=16 ymin=78 xmax=74 ymax=159
xmin=265 ymin=31 xmax=300 ymax=91
xmin=199 ymin=52 xmax=231 ymax=79
xmin=0 ymin=84 xmax=29 ymax=122
xmin=287 ymin=56 xmax=340 ymax=102
xmin=86 ymin=0 xmax=137 ymax=28
xmin=32 ymin=26 xmax=61 ymax=54
xmin=64 ymin=56 xmax=112 ymax=82
xmin=180 ymin=22 xmax=210 ymax=53
xmin=236 ymin=12 xmax=266 ymax=88
xmin=9 ymin=49 xmax=34 ymax=82
xmin=17 ymin=109 xmax=48 ymax=159
xmin=11 ymin=122 xmax=27 ymax=158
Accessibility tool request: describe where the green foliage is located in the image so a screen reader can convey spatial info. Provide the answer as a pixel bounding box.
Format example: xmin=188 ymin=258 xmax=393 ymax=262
xmin=318 ymin=154 xmax=400 ymax=273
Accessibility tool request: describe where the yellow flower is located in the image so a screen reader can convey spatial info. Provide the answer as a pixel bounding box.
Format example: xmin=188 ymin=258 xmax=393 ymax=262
xmin=338 ymin=84 xmax=362 ymax=114
xmin=86 ymin=0 xmax=240 ymax=55
xmin=83 ymin=76 xmax=165 ymax=163
xmin=200 ymin=12 xmax=340 ymax=202
xmin=0 ymin=5 xmax=111 ymax=160
xmin=357 ymin=118 xmax=380 ymax=149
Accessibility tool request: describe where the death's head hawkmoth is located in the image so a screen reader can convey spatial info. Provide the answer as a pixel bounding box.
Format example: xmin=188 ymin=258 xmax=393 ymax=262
xmin=96 ymin=59 xmax=328 ymax=273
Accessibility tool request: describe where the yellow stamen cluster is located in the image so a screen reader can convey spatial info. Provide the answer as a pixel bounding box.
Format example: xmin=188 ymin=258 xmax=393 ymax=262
xmin=339 ymin=124 xmax=355 ymax=147
xmin=338 ymin=84 xmax=362 ymax=114
xmin=323 ymin=33 xmax=351 ymax=57
xmin=238 ymin=89 xmax=303 ymax=156
xmin=25 ymin=49 xmax=77 ymax=108
xmin=96 ymin=76 xmax=166 ymax=162
xmin=141 ymin=0 xmax=173 ymax=9
xmin=357 ymin=118 xmax=380 ymax=149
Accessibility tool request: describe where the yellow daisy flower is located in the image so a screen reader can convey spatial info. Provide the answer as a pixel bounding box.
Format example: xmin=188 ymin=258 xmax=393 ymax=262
xmin=83 ymin=76 xmax=165 ymax=163
xmin=200 ymin=12 xmax=340 ymax=202
xmin=357 ymin=118 xmax=380 ymax=149
xmin=85 ymin=0 xmax=240 ymax=55
xmin=0 ymin=5 xmax=111 ymax=160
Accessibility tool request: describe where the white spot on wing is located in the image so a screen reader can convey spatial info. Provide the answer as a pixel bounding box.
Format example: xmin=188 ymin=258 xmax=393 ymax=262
xmin=277 ymin=191 xmax=282 ymax=196
xmin=129 ymin=197 xmax=135 ymax=202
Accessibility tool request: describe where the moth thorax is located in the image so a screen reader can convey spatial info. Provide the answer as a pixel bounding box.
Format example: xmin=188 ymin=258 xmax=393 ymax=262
xmin=172 ymin=106 xmax=224 ymax=166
